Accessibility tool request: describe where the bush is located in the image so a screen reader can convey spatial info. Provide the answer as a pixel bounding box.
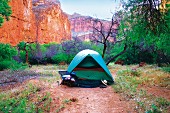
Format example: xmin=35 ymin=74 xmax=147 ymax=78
xmin=161 ymin=66 xmax=170 ymax=73
xmin=0 ymin=43 xmax=17 ymax=61
xmin=117 ymin=69 xmax=141 ymax=77
xmin=0 ymin=43 xmax=25 ymax=70
xmin=52 ymin=53 xmax=74 ymax=64
xmin=0 ymin=60 xmax=27 ymax=71
xmin=0 ymin=60 xmax=11 ymax=70
xmin=16 ymin=40 xmax=103 ymax=65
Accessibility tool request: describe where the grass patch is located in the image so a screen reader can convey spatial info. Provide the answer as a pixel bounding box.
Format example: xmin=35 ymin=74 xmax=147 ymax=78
xmin=112 ymin=65 xmax=170 ymax=112
xmin=56 ymin=104 xmax=65 ymax=113
xmin=56 ymin=98 xmax=78 ymax=113
xmin=161 ymin=66 xmax=170 ymax=73
xmin=0 ymin=82 xmax=52 ymax=113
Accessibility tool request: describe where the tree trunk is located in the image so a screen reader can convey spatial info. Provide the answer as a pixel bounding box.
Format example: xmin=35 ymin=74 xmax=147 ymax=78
xmin=102 ymin=44 xmax=107 ymax=58
xmin=26 ymin=50 xmax=29 ymax=64
xmin=106 ymin=44 xmax=127 ymax=65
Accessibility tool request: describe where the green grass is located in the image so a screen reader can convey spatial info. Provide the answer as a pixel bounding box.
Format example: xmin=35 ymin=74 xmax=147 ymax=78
xmin=0 ymin=65 xmax=69 ymax=113
xmin=0 ymin=83 xmax=52 ymax=113
xmin=161 ymin=66 xmax=170 ymax=73
xmin=56 ymin=98 xmax=78 ymax=113
xmin=112 ymin=65 xmax=170 ymax=112
xmin=0 ymin=64 xmax=169 ymax=113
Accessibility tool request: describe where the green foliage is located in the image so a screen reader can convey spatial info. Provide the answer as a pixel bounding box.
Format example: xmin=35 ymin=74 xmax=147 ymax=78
xmin=0 ymin=43 xmax=25 ymax=70
xmin=17 ymin=41 xmax=27 ymax=50
xmin=0 ymin=97 xmax=35 ymax=113
xmin=0 ymin=59 xmax=11 ymax=70
xmin=52 ymin=53 xmax=74 ymax=64
xmin=0 ymin=83 xmax=52 ymax=113
xmin=112 ymin=67 xmax=170 ymax=112
xmin=0 ymin=0 xmax=12 ymax=27
xmin=0 ymin=43 xmax=17 ymax=61
xmin=146 ymin=104 xmax=162 ymax=113
xmin=56 ymin=104 xmax=65 ymax=113
xmin=156 ymin=97 xmax=170 ymax=108
xmin=161 ymin=66 xmax=170 ymax=73
xmin=117 ymin=69 xmax=141 ymax=77
xmin=117 ymin=43 xmax=157 ymax=64
xmin=112 ymin=68 xmax=143 ymax=95
xmin=0 ymin=59 xmax=27 ymax=71
xmin=15 ymin=41 xmax=101 ymax=65
xmin=63 ymin=99 xmax=72 ymax=104
xmin=118 ymin=0 xmax=170 ymax=65
xmin=91 ymin=43 xmax=103 ymax=55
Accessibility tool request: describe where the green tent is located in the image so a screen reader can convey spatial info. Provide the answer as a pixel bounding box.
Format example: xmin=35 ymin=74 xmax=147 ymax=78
xmin=67 ymin=49 xmax=114 ymax=84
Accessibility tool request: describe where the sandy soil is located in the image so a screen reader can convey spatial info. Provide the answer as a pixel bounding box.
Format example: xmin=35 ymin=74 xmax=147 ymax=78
xmin=145 ymin=86 xmax=170 ymax=101
xmin=0 ymin=66 xmax=169 ymax=113
xmin=48 ymin=83 xmax=136 ymax=113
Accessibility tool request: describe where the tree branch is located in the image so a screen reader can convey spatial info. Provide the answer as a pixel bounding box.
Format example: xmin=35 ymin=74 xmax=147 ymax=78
xmin=106 ymin=43 xmax=127 ymax=65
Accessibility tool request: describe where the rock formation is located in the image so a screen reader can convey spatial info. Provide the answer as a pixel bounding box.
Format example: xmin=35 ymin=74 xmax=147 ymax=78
xmin=32 ymin=0 xmax=71 ymax=44
xmin=69 ymin=13 xmax=118 ymax=41
xmin=0 ymin=0 xmax=71 ymax=46
xmin=68 ymin=13 xmax=93 ymax=41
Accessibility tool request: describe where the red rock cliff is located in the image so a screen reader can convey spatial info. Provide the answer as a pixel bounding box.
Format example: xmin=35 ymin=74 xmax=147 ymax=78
xmin=32 ymin=0 xmax=71 ymax=43
xmin=69 ymin=13 xmax=118 ymax=41
xmin=0 ymin=0 xmax=71 ymax=46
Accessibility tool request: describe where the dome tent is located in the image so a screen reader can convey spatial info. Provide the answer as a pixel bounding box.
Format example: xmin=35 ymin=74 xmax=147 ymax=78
xmin=67 ymin=49 xmax=114 ymax=87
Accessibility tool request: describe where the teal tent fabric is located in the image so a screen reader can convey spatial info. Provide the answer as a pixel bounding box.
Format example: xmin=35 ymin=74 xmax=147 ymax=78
xmin=67 ymin=49 xmax=114 ymax=83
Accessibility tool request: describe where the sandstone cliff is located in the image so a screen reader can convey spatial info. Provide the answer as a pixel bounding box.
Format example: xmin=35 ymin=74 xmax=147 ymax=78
xmin=68 ymin=13 xmax=93 ymax=41
xmin=0 ymin=0 xmax=71 ymax=46
xmin=69 ymin=13 xmax=119 ymax=41
xmin=32 ymin=0 xmax=71 ymax=43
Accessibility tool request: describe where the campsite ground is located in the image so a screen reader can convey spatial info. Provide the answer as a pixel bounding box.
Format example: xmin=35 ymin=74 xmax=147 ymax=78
xmin=0 ymin=64 xmax=170 ymax=113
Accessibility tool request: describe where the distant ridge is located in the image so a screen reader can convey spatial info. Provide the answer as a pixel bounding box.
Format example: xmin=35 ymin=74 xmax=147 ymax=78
xmin=68 ymin=12 xmax=115 ymax=41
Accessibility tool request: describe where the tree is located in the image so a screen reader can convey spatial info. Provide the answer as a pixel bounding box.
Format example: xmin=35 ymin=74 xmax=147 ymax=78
xmin=0 ymin=0 xmax=12 ymax=27
xmin=91 ymin=13 xmax=127 ymax=65
xmin=119 ymin=0 xmax=170 ymax=65
xmin=17 ymin=42 xmax=30 ymax=64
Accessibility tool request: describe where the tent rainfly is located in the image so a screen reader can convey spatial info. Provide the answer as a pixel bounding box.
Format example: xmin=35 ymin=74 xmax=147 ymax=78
xmin=67 ymin=49 xmax=114 ymax=85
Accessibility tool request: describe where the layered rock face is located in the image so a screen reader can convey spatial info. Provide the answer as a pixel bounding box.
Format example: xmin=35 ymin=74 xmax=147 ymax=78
xmin=0 ymin=0 xmax=36 ymax=46
xmin=68 ymin=13 xmax=93 ymax=41
xmin=69 ymin=13 xmax=118 ymax=41
xmin=0 ymin=0 xmax=71 ymax=46
xmin=32 ymin=0 xmax=71 ymax=43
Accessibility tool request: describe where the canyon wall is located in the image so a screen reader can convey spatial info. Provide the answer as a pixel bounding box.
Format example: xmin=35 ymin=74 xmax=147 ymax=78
xmin=69 ymin=13 xmax=118 ymax=41
xmin=0 ymin=0 xmax=71 ymax=46
xmin=68 ymin=13 xmax=94 ymax=41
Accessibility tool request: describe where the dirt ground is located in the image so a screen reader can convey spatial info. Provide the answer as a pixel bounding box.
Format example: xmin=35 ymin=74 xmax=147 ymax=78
xmin=49 ymin=83 xmax=136 ymax=113
xmin=0 ymin=65 xmax=170 ymax=113
xmin=145 ymin=86 xmax=170 ymax=101
xmin=1 ymin=77 xmax=170 ymax=113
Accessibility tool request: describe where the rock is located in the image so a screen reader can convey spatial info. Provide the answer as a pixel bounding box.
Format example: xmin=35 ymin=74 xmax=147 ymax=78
xmin=115 ymin=59 xmax=124 ymax=65
xmin=0 ymin=0 xmax=71 ymax=46
xmin=69 ymin=13 xmax=119 ymax=41
xmin=139 ymin=62 xmax=146 ymax=67
xmin=32 ymin=0 xmax=71 ymax=44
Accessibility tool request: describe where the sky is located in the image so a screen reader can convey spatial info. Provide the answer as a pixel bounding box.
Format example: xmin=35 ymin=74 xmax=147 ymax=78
xmin=59 ymin=0 xmax=122 ymax=20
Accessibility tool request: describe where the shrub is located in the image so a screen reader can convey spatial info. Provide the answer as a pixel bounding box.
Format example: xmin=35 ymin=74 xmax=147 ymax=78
xmin=0 ymin=43 xmax=25 ymax=70
xmin=0 ymin=43 xmax=17 ymax=61
xmin=161 ymin=66 xmax=170 ymax=73
xmin=0 ymin=59 xmax=27 ymax=71
xmin=52 ymin=53 xmax=74 ymax=64
xmin=118 ymin=69 xmax=141 ymax=77
xmin=0 ymin=60 xmax=11 ymax=70
xmin=44 ymin=43 xmax=60 ymax=63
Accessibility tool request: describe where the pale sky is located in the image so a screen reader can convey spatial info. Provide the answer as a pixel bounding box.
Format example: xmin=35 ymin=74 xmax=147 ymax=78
xmin=59 ymin=0 xmax=122 ymax=20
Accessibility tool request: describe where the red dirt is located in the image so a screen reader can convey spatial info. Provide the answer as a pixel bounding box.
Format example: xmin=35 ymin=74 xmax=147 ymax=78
xmin=1 ymin=70 xmax=169 ymax=113
xmin=144 ymin=86 xmax=170 ymax=101
xmin=48 ymin=83 xmax=136 ymax=113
